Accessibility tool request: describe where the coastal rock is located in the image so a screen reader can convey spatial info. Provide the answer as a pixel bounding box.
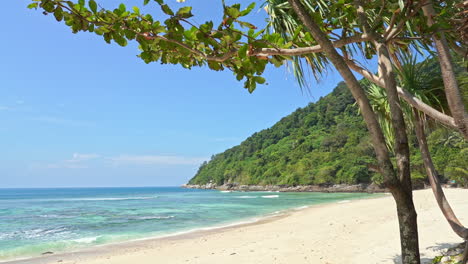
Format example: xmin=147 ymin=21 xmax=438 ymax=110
xmin=182 ymin=183 xmax=389 ymax=193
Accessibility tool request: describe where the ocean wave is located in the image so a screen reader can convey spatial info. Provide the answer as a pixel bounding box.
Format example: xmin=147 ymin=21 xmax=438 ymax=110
xmin=337 ymin=200 xmax=351 ymax=204
xmin=261 ymin=195 xmax=279 ymax=198
xmin=38 ymin=214 xmax=74 ymax=219
xmin=47 ymin=196 xmax=159 ymax=202
xmin=220 ymin=190 xmax=232 ymax=193
xmin=0 ymin=227 xmax=72 ymax=240
xmin=72 ymin=236 xmax=99 ymax=244
xmin=133 ymin=215 xmax=175 ymax=220
xmin=236 ymin=196 xmax=258 ymax=199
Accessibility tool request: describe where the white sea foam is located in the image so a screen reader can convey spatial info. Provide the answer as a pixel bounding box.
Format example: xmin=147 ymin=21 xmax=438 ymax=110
xmin=236 ymin=195 xmax=258 ymax=199
xmin=135 ymin=216 xmax=175 ymax=220
xmin=261 ymin=195 xmax=279 ymax=198
xmin=337 ymin=200 xmax=351 ymax=204
xmin=41 ymin=227 xmax=68 ymax=235
xmin=220 ymin=191 xmax=232 ymax=193
xmin=3 ymin=227 xmax=73 ymax=240
xmin=49 ymin=196 xmax=158 ymax=201
xmin=72 ymin=236 xmax=99 ymax=244
xmin=294 ymin=205 xmax=309 ymax=210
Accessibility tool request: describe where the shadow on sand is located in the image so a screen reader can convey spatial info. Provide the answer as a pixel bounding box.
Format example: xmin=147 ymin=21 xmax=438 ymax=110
xmin=391 ymin=242 xmax=460 ymax=264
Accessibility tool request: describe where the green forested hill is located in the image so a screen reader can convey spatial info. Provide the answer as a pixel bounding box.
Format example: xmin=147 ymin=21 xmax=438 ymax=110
xmin=189 ymin=81 xmax=467 ymax=187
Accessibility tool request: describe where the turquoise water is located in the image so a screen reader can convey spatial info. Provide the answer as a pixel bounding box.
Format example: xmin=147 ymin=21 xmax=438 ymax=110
xmin=0 ymin=187 xmax=375 ymax=261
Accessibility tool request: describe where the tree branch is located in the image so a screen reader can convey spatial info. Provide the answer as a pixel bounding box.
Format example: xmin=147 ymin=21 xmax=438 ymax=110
xmin=385 ymin=1 xmax=427 ymax=41
xmin=346 ymin=59 xmax=458 ymax=129
xmin=251 ymin=34 xmax=371 ymax=57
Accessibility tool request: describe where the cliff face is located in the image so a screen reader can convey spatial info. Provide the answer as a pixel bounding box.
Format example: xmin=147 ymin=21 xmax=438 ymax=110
xmin=189 ymin=82 xmax=378 ymax=186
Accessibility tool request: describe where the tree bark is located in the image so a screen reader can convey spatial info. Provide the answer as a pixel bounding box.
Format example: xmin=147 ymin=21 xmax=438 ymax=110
xmin=345 ymin=59 xmax=458 ymax=130
xmin=413 ymin=109 xmax=468 ymax=263
xmin=393 ymin=186 xmax=422 ymax=264
xmin=375 ymin=41 xmax=420 ymax=264
xmin=421 ymin=0 xmax=468 ymax=139
xmin=287 ymin=0 xmax=420 ymax=263
xmin=375 ymin=43 xmax=412 ymax=189
xmin=413 ymin=110 xmax=468 ymax=239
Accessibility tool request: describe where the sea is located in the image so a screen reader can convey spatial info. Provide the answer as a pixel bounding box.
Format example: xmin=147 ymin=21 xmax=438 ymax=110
xmin=0 ymin=187 xmax=376 ymax=262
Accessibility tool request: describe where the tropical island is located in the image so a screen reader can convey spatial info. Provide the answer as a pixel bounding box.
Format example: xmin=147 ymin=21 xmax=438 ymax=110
xmin=2 ymin=0 xmax=467 ymax=264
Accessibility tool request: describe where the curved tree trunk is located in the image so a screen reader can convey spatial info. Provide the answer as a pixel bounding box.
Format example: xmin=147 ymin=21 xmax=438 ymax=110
xmin=421 ymin=0 xmax=468 ymax=139
xmin=287 ymin=0 xmax=421 ymax=263
xmin=413 ymin=109 xmax=468 ymax=263
xmin=375 ymin=42 xmax=420 ymax=264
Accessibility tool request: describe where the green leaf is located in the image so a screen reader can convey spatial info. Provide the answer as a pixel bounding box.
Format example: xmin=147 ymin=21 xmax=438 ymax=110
xmin=78 ymin=0 xmax=85 ymax=7
xmin=27 ymin=3 xmax=38 ymax=9
xmin=161 ymin=4 xmax=174 ymax=15
xmin=240 ymin=2 xmax=255 ymax=16
xmin=42 ymin=1 xmax=56 ymax=12
xmin=237 ymin=21 xmax=257 ymax=30
xmin=132 ymin=6 xmax=140 ymax=14
xmin=119 ymin=3 xmax=126 ymax=13
xmin=143 ymin=0 xmax=150 ymax=5
xmin=176 ymin=6 xmax=192 ymax=18
xmin=89 ymin=0 xmax=97 ymax=13
xmin=208 ymin=61 xmax=222 ymax=71
xmin=253 ymin=76 xmax=265 ymax=84
xmin=226 ymin=6 xmax=240 ymax=18
xmin=238 ymin=45 xmax=248 ymax=59
xmin=103 ymin=32 xmax=112 ymax=44
xmin=54 ymin=6 xmax=63 ymax=21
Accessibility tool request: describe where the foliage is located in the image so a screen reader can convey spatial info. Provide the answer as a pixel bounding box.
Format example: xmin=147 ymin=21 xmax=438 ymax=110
xmin=190 ymin=78 xmax=467 ymax=187
xmin=190 ymin=82 xmax=376 ymax=185
xmin=28 ymin=0 xmax=465 ymax=93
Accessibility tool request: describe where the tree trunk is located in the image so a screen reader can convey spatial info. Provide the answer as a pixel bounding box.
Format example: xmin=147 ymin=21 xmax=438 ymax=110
xmin=393 ymin=187 xmax=422 ymax=264
xmin=413 ymin=110 xmax=468 ymax=239
xmin=413 ymin=109 xmax=468 ymax=263
xmin=287 ymin=0 xmax=421 ymax=263
xmin=375 ymin=43 xmax=412 ymax=189
xmin=421 ymin=0 xmax=468 ymax=139
xmin=375 ymin=42 xmax=420 ymax=264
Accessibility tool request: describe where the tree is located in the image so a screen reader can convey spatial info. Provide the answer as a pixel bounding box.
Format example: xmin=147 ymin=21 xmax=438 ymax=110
xmin=365 ymin=54 xmax=468 ymax=262
xmin=29 ymin=0 xmax=466 ymax=263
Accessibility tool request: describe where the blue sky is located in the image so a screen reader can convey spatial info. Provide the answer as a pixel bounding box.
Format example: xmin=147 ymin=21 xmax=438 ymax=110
xmin=0 ymin=0 xmax=346 ymax=188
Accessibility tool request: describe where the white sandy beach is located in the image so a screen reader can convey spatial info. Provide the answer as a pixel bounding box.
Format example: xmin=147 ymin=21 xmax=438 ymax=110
xmin=11 ymin=188 xmax=468 ymax=264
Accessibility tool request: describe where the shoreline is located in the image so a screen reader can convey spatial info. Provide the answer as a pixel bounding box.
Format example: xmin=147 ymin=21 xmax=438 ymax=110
xmin=3 ymin=188 xmax=467 ymax=264
xmin=182 ymin=183 xmax=390 ymax=193
xmin=1 ymin=194 xmax=370 ymax=264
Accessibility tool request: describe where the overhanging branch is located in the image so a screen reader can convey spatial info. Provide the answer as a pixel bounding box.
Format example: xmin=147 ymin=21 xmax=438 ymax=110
xmin=346 ymin=59 xmax=458 ymax=129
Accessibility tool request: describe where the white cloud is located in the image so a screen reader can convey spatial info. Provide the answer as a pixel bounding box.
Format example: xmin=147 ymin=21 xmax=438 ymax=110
xmin=16 ymin=100 xmax=24 ymax=105
xmin=0 ymin=106 xmax=10 ymax=111
xmin=108 ymin=155 xmax=208 ymax=166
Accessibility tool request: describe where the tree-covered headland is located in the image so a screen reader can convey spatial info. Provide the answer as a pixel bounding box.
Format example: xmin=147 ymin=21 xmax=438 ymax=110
xmin=189 ymin=63 xmax=467 ymax=187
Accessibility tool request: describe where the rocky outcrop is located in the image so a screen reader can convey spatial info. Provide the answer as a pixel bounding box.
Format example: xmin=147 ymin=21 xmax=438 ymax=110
xmin=182 ymin=182 xmax=389 ymax=193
